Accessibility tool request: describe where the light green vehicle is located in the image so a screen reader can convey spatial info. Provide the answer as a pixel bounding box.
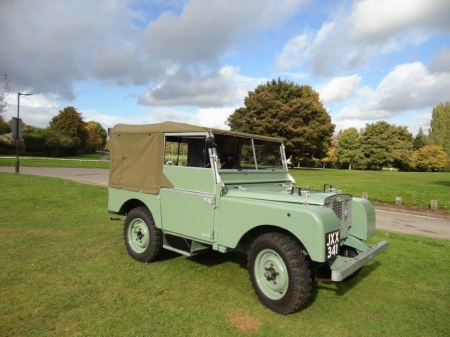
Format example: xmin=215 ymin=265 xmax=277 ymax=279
xmin=108 ymin=121 xmax=388 ymax=314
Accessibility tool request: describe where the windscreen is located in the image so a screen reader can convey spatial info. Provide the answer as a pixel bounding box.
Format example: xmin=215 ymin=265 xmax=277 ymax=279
xmin=214 ymin=134 xmax=285 ymax=170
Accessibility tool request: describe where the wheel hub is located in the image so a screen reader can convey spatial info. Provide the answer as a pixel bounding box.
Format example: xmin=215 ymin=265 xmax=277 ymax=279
xmin=264 ymin=266 xmax=278 ymax=281
xmin=136 ymin=230 xmax=144 ymax=241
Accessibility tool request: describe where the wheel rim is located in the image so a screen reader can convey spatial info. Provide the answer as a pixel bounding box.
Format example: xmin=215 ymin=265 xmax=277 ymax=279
xmin=128 ymin=218 xmax=150 ymax=253
xmin=254 ymin=248 xmax=289 ymax=300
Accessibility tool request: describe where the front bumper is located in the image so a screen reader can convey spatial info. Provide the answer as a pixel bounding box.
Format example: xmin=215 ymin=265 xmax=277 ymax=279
xmin=330 ymin=240 xmax=389 ymax=281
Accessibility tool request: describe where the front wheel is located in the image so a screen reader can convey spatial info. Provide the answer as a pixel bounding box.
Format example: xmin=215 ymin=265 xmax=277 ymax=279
xmin=124 ymin=207 xmax=162 ymax=262
xmin=248 ymin=233 xmax=312 ymax=314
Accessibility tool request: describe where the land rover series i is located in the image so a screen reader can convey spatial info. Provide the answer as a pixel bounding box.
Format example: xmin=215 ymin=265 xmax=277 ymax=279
xmin=108 ymin=121 xmax=388 ymax=314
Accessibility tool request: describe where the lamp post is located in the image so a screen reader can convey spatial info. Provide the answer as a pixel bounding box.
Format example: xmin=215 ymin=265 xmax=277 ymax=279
xmin=15 ymin=92 xmax=33 ymax=173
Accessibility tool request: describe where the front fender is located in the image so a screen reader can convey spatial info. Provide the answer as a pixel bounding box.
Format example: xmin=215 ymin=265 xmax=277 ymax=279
xmin=350 ymin=198 xmax=376 ymax=240
xmin=216 ymin=197 xmax=340 ymax=262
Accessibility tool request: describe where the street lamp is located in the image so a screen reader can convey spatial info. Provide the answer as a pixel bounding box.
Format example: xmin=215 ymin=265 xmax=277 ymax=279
xmin=15 ymin=92 xmax=33 ymax=173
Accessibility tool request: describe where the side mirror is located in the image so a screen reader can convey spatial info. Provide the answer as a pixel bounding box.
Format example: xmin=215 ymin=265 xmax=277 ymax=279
xmin=205 ymin=136 xmax=216 ymax=149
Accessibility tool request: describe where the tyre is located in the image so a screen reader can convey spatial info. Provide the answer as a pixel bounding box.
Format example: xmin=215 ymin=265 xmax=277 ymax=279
xmin=124 ymin=207 xmax=162 ymax=262
xmin=248 ymin=233 xmax=312 ymax=314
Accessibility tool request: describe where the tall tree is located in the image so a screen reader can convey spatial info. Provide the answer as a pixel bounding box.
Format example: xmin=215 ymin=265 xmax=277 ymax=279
xmin=412 ymin=145 xmax=448 ymax=172
xmin=227 ymin=79 xmax=335 ymax=163
xmin=413 ymin=127 xmax=427 ymax=150
xmin=391 ymin=125 xmax=414 ymax=171
xmin=335 ymin=127 xmax=363 ymax=170
xmin=49 ymin=107 xmax=88 ymax=154
xmin=429 ymin=101 xmax=450 ymax=156
xmin=360 ymin=121 xmax=413 ymax=170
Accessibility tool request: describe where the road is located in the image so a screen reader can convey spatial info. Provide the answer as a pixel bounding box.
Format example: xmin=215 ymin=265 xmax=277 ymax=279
xmin=1 ymin=166 xmax=449 ymax=239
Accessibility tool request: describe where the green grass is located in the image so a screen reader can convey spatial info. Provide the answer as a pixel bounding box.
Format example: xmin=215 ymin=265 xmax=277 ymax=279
xmin=290 ymin=168 xmax=450 ymax=211
xmin=1 ymin=173 xmax=449 ymax=336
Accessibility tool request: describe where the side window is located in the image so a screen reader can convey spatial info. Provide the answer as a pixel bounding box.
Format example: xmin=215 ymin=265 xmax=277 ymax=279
xmin=164 ymin=136 xmax=210 ymax=168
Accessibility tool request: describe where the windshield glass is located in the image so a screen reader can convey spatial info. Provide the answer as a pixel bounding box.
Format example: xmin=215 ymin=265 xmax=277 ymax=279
xmin=213 ymin=134 xmax=285 ymax=170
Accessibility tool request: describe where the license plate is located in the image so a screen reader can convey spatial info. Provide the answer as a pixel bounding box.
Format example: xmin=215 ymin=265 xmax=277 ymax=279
xmin=325 ymin=230 xmax=340 ymax=259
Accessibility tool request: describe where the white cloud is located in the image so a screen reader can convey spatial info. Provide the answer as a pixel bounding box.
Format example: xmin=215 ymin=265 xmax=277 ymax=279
xmin=349 ymin=0 xmax=450 ymax=42
xmin=275 ymin=22 xmax=335 ymax=70
xmin=315 ymin=75 xmax=361 ymax=104
xmin=275 ymin=0 xmax=450 ymax=76
xmin=335 ymin=62 xmax=450 ymax=120
xmin=0 ymin=0 xmax=305 ymax=103
xmin=138 ymin=65 xmax=267 ymax=107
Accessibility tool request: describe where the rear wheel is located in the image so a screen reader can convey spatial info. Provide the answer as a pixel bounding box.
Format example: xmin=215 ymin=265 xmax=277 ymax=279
xmin=124 ymin=207 xmax=162 ymax=262
xmin=248 ymin=233 xmax=312 ymax=314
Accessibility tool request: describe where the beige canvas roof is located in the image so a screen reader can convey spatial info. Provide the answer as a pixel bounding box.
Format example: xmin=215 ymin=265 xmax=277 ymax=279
xmin=108 ymin=121 xmax=282 ymax=194
xmin=110 ymin=121 xmax=282 ymax=141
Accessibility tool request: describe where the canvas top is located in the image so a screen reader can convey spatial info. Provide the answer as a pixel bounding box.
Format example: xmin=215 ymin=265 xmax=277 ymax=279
xmin=110 ymin=121 xmax=282 ymax=142
xmin=108 ymin=121 xmax=283 ymax=194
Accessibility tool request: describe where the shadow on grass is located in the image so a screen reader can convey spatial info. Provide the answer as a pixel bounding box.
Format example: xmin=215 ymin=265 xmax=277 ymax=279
xmin=188 ymin=250 xmax=248 ymax=269
xmin=316 ymin=261 xmax=382 ymax=296
xmin=432 ymin=180 xmax=450 ymax=187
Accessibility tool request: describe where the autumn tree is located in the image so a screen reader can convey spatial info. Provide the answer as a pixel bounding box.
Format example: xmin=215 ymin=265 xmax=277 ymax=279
xmin=360 ymin=121 xmax=413 ymax=170
xmin=320 ymin=136 xmax=338 ymax=168
xmin=412 ymin=145 xmax=448 ymax=172
xmin=429 ymin=101 xmax=450 ymax=156
xmin=335 ymin=128 xmax=363 ymax=170
xmin=85 ymin=121 xmax=107 ymax=152
xmin=49 ymin=106 xmax=89 ymax=154
xmin=227 ymin=79 xmax=335 ymax=164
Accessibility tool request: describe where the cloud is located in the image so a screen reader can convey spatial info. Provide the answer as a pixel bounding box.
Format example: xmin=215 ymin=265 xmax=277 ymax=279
xmin=349 ymin=0 xmax=450 ymax=43
xmin=335 ymin=62 xmax=450 ymax=120
xmin=428 ymin=46 xmax=450 ymax=73
xmin=1 ymin=0 xmax=305 ymax=103
xmin=275 ymin=0 xmax=450 ymax=76
xmin=315 ymin=75 xmax=361 ymax=104
xmin=138 ymin=65 xmax=267 ymax=107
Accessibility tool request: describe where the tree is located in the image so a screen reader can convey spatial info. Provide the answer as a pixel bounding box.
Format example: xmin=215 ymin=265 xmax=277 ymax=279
xmin=49 ymin=106 xmax=89 ymax=154
xmin=335 ymin=128 xmax=363 ymax=170
xmin=321 ymin=136 xmax=338 ymax=168
xmin=429 ymin=101 xmax=450 ymax=156
xmin=391 ymin=125 xmax=414 ymax=171
xmin=413 ymin=127 xmax=427 ymax=150
xmin=85 ymin=121 xmax=107 ymax=152
xmin=412 ymin=145 xmax=448 ymax=172
xmin=360 ymin=121 xmax=413 ymax=170
xmin=227 ymin=79 xmax=335 ymax=164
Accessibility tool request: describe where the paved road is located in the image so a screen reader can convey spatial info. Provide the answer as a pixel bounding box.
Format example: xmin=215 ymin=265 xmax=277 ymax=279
xmin=1 ymin=166 xmax=449 ymax=239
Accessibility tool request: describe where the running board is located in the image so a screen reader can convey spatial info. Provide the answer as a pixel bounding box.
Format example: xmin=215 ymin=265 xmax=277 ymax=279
xmin=163 ymin=234 xmax=211 ymax=257
xmin=163 ymin=244 xmax=210 ymax=257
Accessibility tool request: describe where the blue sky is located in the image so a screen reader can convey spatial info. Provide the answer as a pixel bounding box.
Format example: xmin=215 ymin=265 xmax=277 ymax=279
xmin=1 ymin=0 xmax=449 ymax=135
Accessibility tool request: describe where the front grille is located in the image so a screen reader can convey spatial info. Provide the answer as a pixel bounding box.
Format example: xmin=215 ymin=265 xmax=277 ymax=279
xmin=324 ymin=194 xmax=352 ymax=239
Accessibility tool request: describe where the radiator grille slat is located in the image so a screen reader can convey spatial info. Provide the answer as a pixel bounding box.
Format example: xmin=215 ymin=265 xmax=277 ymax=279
xmin=324 ymin=194 xmax=352 ymax=239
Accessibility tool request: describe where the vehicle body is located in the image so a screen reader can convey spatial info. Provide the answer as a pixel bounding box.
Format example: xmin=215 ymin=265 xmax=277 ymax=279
xmin=108 ymin=121 xmax=388 ymax=314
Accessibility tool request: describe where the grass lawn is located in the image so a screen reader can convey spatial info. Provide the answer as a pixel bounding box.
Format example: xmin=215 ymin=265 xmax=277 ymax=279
xmin=1 ymin=173 xmax=449 ymax=336
xmin=289 ymin=168 xmax=450 ymax=211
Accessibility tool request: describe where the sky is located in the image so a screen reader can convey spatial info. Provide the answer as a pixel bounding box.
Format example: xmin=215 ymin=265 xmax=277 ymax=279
xmin=1 ymin=0 xmax=450 ymax=136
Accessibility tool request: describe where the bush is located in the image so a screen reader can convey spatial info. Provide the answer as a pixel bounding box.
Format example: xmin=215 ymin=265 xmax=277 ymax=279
xmin=23 ymin=133 xmax=44 ymax=153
